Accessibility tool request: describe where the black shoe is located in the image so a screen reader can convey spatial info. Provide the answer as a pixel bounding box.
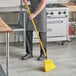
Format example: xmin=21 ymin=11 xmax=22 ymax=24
xmin=21 ymin=53 xmax=33 ymax=60
xmin=37 ymin=54 xmax=45 ymax=61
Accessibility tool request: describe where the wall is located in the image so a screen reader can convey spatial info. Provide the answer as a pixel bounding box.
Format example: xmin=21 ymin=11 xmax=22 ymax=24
xmin=0 ymin=0 xmax=71 ymax=43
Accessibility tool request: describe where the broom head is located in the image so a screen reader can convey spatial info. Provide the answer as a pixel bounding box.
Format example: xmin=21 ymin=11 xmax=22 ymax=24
xmin=43 ymin=59 xmax=56 ymax=72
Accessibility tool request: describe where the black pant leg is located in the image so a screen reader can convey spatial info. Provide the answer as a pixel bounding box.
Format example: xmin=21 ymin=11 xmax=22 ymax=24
xmin=39 ymin=32 xmax=47 ymax=55
xmin=26 ymin=30 xmax=33 ymax=54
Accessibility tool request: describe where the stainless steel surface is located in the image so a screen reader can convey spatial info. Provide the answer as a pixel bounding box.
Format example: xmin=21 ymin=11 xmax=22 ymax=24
xmin=23 ymin=12 xmax=26 ymax=48
xmin=20 ymin=0 xmax=22 ymax=11
xmin=46 ymin=4 xmax=70 ymax=42
xmin=6 ymin=33 xmax=9 ymax=76
xmin=0 ymin=6 xmax=27 ymax=13
xmin=46 ymin=4 xmax=66 ymax=8
xmin=46 ymin=4 xmax=68 ymax=18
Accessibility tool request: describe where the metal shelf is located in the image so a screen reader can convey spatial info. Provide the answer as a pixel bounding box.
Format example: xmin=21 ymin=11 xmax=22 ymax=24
xmin=0 ymin=6 xmax=27 ymax=48
xmin=8 ymin=24 xmax=25 ymax=32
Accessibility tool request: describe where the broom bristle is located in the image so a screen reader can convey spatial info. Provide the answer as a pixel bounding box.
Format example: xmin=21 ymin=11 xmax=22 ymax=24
xmin=43 ymin=59 xmax=56 ymax=72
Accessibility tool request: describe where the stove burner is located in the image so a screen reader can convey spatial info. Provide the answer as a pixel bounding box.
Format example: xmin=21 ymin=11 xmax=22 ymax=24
xmin=46 ymin=4 xmax=66 ymax=8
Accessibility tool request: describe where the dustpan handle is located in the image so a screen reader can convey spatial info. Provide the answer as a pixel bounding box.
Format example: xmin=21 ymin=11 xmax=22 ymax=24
xmin=26 ymin=4 xmax=47 ymax=59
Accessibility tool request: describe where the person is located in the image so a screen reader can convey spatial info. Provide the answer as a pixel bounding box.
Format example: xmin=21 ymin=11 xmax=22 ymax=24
xmin=21 ymin=0 xmax=47 ymax=61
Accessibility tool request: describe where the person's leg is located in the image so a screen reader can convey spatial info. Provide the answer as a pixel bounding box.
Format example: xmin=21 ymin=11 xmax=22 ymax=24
xmin=26 ymin=30 xmax=33 ymax=54
xmin=21 ymin=30 xmax=33 ymax=60
xmin=37 ymin=32 xmax=47 ymax=61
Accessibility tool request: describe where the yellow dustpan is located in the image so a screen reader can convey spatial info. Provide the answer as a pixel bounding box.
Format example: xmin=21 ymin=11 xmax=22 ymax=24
xmin=26 ymin=4 xmax=56 ymax=72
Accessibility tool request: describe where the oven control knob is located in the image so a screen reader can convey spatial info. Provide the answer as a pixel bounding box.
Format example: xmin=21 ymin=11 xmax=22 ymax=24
xmin=46 ymin=12 xmax=48 ymax=15
xmin=58 ymin=12 xmax=61 ymax=15
xmin=50 ymin=12 xmax=53 ymax=15
xmin=64 ymin=11 xmax=66 ymax=14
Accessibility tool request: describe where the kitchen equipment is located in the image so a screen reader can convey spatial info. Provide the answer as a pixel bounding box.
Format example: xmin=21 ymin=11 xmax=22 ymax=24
xmin=26 ymin=3 xmax=56 ymax=72
xmin=46 ymin=4 xmax=70 ymax=45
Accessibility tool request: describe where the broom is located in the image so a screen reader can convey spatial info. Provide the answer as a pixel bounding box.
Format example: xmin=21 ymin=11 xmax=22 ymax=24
xmin=26 ymin=3 xmax=56 ymax=72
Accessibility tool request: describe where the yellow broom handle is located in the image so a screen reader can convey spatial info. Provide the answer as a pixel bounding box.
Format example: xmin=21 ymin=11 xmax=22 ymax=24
xmin=26 ymin=4 xmax=47 ymax=58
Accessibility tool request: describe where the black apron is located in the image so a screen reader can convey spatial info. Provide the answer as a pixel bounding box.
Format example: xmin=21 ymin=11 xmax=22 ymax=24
xmin=26 ymin=0 xmax=47 ymax=32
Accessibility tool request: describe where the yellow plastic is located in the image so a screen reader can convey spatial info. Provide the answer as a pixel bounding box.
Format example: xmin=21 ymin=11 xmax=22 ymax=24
xmin=44 ymin=59 xmax=56 ymax=72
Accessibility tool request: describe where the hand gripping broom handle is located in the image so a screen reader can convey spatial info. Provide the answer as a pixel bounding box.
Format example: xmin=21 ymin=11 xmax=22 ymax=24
xmin=26 ymin=4 xmax=47 ymax=59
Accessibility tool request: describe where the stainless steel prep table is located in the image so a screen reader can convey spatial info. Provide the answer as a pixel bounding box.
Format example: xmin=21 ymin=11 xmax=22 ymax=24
xmin=0 ymin=6 xmax=27 ymax=48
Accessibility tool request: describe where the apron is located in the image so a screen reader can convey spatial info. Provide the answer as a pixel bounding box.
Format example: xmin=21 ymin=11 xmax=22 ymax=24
xmin=26 ymin=0 xmax=47 ymax=32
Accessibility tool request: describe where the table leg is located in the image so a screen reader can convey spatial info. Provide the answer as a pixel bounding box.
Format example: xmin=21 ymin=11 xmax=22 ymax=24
xmin=23 ymin=12 xmax=26 ymax=48
xmin=6 ymin=33 xmax=10 ymax=76
xmin=18 ymin=13 xmax=20 ymax=43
